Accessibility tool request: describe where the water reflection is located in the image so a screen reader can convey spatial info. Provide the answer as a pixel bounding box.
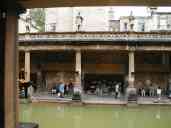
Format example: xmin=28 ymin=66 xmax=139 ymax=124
xmin=73 ymin=115 xmax=81 ymax=128
xmin=114 ymin=111 xmax=119 ymax=119
xmin=21 ymin=105 xmax=32 ymax=121
xmin=56 ymin=105 xmax=65 ymax=118
xmin=155 ymin=109 xmax=161 ymax=119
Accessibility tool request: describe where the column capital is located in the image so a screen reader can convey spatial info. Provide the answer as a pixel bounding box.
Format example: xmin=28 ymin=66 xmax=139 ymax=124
xmin=25 ymin=50 xmax=30 ymax=53
xmin=128 ymin=46 xmax=136 ymax=52
xmin=24 ymin=48 xmax=31 ymax=52
xmin=75 ymin=49 xmax=81 ymax=53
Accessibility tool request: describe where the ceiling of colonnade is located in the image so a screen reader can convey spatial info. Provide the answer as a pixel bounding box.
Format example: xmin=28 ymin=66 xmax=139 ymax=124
xmin=18 ymin=0 xmax=171 ymax=8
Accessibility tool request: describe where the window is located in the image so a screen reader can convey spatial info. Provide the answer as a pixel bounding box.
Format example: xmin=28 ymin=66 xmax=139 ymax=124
xmin=124 ymin=23 xmax=128 ymax=31
xmin=49 ymin=23 xmax=56 ymax=32
xmin=167 ymin=15 xmax=171 ymax=29
xmin=46 ymin=23 xmax=56 ymax=32
xmin=130 ymin=24 xmax=134 ymax=31
xmin=141 ymin=23 xmax=145 ymax=32
xmin=157 ymin=15 xmax=160 ymax=29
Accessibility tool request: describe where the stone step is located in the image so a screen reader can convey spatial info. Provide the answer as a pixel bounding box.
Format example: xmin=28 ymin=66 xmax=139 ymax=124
xmin=19 ymin=123 xmax=39 ymax=128
xmin=127 ymin=101 xmax=138 ymax=107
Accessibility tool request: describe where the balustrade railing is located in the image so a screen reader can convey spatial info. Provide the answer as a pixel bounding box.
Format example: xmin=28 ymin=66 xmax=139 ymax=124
xmin=18 ymin=32 xmax=171 ymax=42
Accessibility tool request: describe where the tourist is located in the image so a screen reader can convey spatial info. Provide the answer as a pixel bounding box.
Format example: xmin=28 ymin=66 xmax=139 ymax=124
xmin=115 ymin=83 xmax=120 ymax=99
xmin=64 ymin=82 xmax=69 ymax=96
xmin=21 ymin=87 xmax=25 ymax=98
xmin=28 ymin=83 xmax=34 ymax=98
xmin=157 ymin=86 xmax=162 ymax=101
xmin=51 ymin=86 xmax=56 ymax=95
xmin=138 ymin=88 xmax=141 ymax=96
xmin=95 ymin=86 xmax=100 ymax=96
xmin=149 ymin=85 xmax=155 ymax=97
xmin=141 ymin=88 xmax=146 ymax=97
xmin=68 ymin=81 xmax=74 ymax=96
xmin=59 ymin=82 xmax=65 ymax=98
xmin=56 ymin=83 xmax=59 ymax=94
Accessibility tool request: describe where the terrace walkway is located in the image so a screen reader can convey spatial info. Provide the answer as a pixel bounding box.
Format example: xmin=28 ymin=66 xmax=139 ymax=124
xmin=27 ymin=92 xmax=171 ymax=106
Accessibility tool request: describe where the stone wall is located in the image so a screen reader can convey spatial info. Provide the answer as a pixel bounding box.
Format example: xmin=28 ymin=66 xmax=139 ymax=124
xmin=46 ymin=71 xmax=75 ymax=90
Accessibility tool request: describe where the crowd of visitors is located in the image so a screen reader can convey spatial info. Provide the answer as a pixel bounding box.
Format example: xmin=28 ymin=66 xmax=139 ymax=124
xmin=50 ymin=79 xmax=171 ymax=100
xmin=138 ymin=86 xmax=166 ymax=98
xmin=84 ymin=80 xmax=125 ymax=99
xmin=51 ymin=81 xmax=74 ymax=98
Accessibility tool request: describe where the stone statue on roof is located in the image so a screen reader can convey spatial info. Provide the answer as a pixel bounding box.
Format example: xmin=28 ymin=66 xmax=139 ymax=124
xmin=75 ymin=12 xmax=84 ymax=31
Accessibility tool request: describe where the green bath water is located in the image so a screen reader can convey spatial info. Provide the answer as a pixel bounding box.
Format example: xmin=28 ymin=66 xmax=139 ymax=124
xmin=20 ymin=103 xmax=171 ymax=128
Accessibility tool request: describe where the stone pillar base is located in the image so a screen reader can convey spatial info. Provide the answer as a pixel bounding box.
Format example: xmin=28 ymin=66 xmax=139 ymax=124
xmin=126 ymin=87 xmax=137 ymax=102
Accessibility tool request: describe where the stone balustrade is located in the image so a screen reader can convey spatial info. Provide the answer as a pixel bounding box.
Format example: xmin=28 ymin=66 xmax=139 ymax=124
xmin=18 ymin=32 xmax=171 ymax=42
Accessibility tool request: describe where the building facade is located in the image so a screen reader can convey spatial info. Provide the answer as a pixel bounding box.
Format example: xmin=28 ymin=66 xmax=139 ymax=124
xmin=149 ymin=12 xmax=171 ymax=31
xmin=44 ymin=7 xmax=171 ymax=32
xmin=18 ymin=32 xmax=171 ymax=95
xmin=120 ymin=16 xmax=148 ymax=32
xmin=45 ymin=7 xmax=111 ymax=32
xmin=117 ymin=10 xmax=171 ymax=32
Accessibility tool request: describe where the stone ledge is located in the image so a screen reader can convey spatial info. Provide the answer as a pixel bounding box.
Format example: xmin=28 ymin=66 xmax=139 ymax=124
xmin=19 ymin=123 xmax=39 ymax=128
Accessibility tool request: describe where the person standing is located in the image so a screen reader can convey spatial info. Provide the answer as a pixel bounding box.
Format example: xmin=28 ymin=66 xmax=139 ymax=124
xmin=141 ymin=88 xmax=146 ymax=97
xmin=149 ymin=85 xmax=154 ymax=97
xmin=59 ymin=82 xmax=65 ymax=98
xmin=68 ymin=81 xmax=74 ymax=95
xmin=157 ymin=86 xmax=162 ymax=101
xmin=115 ymin=83 xmax=120 ymax=99
xmin=64 ymin=82 xmax=69 ymax=96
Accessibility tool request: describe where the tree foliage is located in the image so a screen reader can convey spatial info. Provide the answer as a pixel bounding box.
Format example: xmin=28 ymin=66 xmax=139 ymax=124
xmin=30 ymin=8 xmax=45 ymax=32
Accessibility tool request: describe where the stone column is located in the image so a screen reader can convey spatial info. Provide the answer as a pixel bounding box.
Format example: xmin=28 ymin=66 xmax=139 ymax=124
xmin=24 ymin=51 xmax=30 ymax=82
xmin=128 ymin=51 xmax=135 ymax=87
xmin=4 ymin=12 xmax=18 ymax=128
xmin=75 ymin=50 xmax=82 ymax=89
xmin=162 ymin=53 xmax=170 ymax=86
xmin=162 ymin=53 xmax=169 ymax=65
xmin=37 ymin=70 xmax=42 ymax=91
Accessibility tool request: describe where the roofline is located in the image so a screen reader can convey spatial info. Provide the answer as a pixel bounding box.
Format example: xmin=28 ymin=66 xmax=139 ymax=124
xmin=18 ymin=31 xmax=171 ymax=35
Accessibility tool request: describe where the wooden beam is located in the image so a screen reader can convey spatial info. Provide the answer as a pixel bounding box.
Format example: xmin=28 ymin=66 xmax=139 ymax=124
xmin=18 ymin=0 xmax=171 ymax=8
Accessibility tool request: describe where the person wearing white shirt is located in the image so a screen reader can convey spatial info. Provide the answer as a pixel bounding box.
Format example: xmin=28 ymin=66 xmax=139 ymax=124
xmin=157 ymin=87 xmax=162 ymax=101
xmin=115 ymin=83 xmax=120 ymax=99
